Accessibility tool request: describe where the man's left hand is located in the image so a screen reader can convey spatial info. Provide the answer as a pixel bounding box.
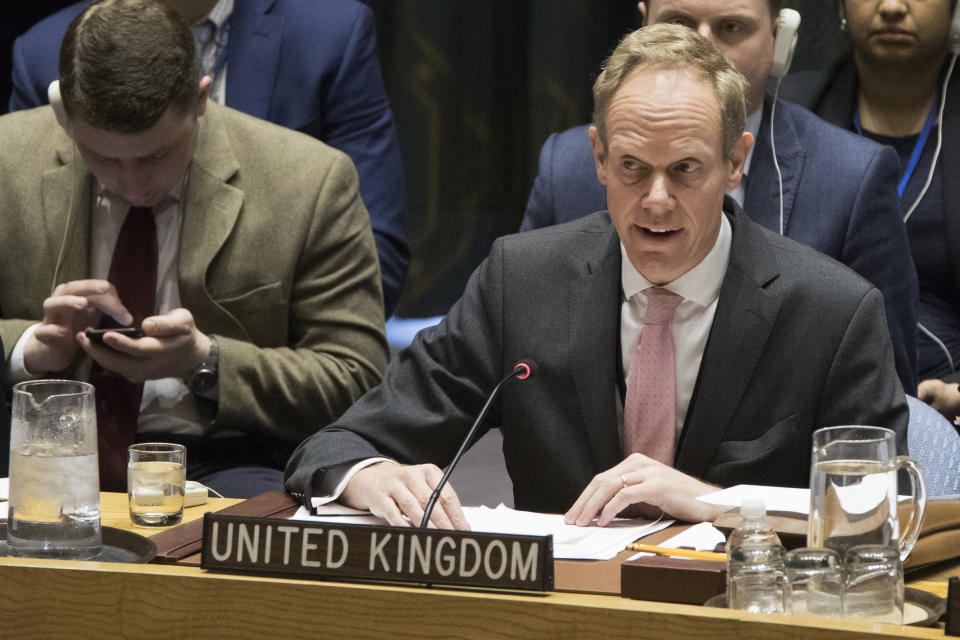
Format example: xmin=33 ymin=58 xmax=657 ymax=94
xmin=564 ymin=453 xmax=725 ymax=526
xmin=76 ymin=307 xmax=210 ymax=383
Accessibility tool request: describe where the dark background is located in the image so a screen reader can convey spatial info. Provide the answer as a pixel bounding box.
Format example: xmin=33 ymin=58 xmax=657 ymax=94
xmin=0 ymin=0 xmax=840 ymax=317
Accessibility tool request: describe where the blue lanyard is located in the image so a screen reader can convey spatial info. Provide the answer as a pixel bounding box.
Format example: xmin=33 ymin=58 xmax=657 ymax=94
xmin=854 ymin=102 xmax=937 ymax=198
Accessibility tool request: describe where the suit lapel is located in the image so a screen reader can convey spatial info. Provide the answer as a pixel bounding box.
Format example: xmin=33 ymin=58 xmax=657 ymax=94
xmin=44 ymin=142 xmax=93 ymax=285
xmin=225 ymin=0 xmax=284 ymax=120
xmin=179 ymin=104 xmax=247 ymax=336
xmin=675 ymin=204 xmax=783 ymax=478
xmin=568 ymin=223 xmax=623 ymax=472
xmin=745 ymin=98 xmax=804 ymax=236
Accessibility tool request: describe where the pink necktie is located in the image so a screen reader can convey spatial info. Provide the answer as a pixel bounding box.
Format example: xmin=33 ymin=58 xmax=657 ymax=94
xmin=623 ymin=287 xmax=683 ymax=465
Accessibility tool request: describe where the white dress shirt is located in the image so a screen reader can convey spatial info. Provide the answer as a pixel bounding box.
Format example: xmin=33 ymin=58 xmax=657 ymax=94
xmin=619 ymin=212 xmax=732 ymax=443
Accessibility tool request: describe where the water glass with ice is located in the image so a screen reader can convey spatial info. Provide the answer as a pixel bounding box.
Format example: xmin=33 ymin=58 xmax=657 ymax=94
xmin=128 ymin=443 xmax=186 ymax=526
xmin=7 ymin=380 xmax=100 ymax=559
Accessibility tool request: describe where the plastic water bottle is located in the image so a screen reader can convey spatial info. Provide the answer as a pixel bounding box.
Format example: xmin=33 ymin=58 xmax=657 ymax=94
xmin=726 ymin=500 xmax=788 ymax=613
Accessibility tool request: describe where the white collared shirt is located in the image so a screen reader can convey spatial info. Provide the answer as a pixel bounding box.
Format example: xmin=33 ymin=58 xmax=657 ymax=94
xmin=727 ymin=107 xmax=763 ymax=207
xmin=619 ymin=212 xmax=732 ymax=442
xmin=192 ymin=0 xmax=234 ymax=105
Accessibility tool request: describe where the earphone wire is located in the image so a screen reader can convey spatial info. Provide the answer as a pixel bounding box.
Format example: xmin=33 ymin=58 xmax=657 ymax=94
xmin=903 ymin=52 xmax=956 ymax=224
xmin=51 ymin=140 xmax=78 ymax=295
xmin=770 ymin=75 xmax=786 ymax=236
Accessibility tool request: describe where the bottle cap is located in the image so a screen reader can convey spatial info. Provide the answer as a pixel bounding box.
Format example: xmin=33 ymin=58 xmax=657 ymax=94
xmin=740 ymin=499 xmax=766 ymax=519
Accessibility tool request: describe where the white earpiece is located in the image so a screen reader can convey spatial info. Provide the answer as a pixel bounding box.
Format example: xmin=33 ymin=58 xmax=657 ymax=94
xmin=48 ymin=80 xmax=72 ymax=138
xmin=770 ymin=9 xmax=801 ymax=79
xmin=951 ymin=0 xmax=960 ymax=55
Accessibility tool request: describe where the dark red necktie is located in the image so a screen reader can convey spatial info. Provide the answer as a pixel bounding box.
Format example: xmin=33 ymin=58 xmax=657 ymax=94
xmin=91 ymin=206 xmax=157 ymax=491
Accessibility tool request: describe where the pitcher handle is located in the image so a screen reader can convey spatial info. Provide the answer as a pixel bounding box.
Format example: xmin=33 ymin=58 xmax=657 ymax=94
xmin=895 ymin=455 xmax=927 ymax=563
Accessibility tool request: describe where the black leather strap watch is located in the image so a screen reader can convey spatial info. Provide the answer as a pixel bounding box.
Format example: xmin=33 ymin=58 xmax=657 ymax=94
xmin=186 ymin=336 xmax=219 ymax=395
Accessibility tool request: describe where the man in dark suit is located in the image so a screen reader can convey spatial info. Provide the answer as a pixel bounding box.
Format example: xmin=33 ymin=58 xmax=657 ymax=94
xmin=285 ymin=24 xmax=908 ymax=529
xmin=8 ymin=0 xmax=409 ymax=316
xmin=522 ymin=0 xmax=919 ymax=394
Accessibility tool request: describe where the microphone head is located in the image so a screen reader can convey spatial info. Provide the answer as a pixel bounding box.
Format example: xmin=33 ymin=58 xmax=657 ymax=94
xmin=513 ymin=360 xmax=536 ymax=380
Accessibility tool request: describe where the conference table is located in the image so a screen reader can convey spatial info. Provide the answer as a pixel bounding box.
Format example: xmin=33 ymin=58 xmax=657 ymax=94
xmin=0 ymin=493 xmax=954 ymax=640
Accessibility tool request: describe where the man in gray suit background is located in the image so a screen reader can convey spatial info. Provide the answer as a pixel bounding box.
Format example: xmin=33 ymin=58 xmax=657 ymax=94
xmin=285 ymin=24 xmax=907 ymax=528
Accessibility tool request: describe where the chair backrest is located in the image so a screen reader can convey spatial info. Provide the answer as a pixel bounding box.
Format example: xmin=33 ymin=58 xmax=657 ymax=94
xmin=906 ymin=394 xmax=960 ymax=496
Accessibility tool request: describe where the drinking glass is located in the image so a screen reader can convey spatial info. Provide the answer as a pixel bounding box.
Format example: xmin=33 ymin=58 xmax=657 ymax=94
xmin=7 ymin=380 xmax=100 ymax=559
xmin=784 ymin=547 xmax=843 ymax=616
xmin=843 ymin=544 xmax=904 ymax=623
xmin=128 ymin=443 xmax=186 ymax=526
xmin=808 ymin=426 xmax=925 ymax=563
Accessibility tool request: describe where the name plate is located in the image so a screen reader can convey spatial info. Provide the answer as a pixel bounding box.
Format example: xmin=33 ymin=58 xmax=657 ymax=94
xmin=200 ymin=513 xmax=554 ymax=591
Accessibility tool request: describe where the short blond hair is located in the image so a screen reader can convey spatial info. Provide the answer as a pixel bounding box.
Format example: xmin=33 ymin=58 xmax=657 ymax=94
xmin=592 ymin=23 xmax=747 ymax=156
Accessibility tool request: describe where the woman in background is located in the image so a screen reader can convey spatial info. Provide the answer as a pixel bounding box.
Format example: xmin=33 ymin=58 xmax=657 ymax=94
xmin=811 ymin=0 xmax=960 ymax=415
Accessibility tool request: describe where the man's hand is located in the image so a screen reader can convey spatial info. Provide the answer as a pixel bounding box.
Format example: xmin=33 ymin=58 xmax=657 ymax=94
xmin=76 ymin=307 xmax=210 ymax=383
xmin=341 ymin=461 xmax=470 ymax=530
xmin=564 ymin=453 xmax=725 ymax=526
xmin=24 ymin=279 xmax=132 ymax=374
xmin=918 ymin=378 xmax=960 ymax=422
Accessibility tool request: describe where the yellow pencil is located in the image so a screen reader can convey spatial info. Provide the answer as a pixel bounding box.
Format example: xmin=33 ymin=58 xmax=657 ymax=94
xmin=626 ymin=543 xmax=727 ymax=562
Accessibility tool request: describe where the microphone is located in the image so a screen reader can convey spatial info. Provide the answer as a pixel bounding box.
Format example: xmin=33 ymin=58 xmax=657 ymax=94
xmin=419 ymin=360 xmax=536 ymax=528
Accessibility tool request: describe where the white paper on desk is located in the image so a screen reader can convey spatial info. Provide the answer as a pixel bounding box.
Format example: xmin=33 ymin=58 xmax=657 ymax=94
xmin=659 ymin=522 xmax=726 ymax=551
xmin=290 ymin=502 xmax=673 ymax=560
xmin=627 ymin=522 xmax=727 ymax=561
xmin=696 ymin=484 xmax=810 ymax=514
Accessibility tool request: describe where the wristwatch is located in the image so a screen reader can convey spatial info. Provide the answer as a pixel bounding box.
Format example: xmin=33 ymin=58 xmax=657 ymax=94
xmin=187 ymin=337 xmax=219 ymax=395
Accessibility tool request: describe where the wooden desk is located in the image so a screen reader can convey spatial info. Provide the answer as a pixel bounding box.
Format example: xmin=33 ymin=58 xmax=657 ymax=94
xmin=99 ymin=491 xmax=242 ymax=532
xmin=0 ymin=495 xmax=952 ymax=640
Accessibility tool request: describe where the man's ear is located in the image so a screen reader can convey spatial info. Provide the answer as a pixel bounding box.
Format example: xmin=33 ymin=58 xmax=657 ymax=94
xmin=588 ymin=125 xmax=609 ymax=186
xmin=638 ymin=2 xmax=648 ymax=27
xmin=725 ymin=132 xmax=753 ymax=191
xmin=196 ymin=75 xmax=212 ymax=117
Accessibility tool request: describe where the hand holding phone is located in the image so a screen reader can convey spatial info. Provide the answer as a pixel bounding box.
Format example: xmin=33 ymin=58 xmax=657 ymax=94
xmin=85 ymin=327 xmax=144 ymax=344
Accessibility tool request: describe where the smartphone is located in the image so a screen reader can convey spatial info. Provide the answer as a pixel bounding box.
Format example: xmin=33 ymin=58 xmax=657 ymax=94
xmin=85 ymin=327 xmax=144 ymax=343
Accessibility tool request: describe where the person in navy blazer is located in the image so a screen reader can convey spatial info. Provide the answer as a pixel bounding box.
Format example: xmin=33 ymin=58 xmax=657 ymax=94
xmin=522 ymin=0 xmax=919 ymax=393
xmin=9 ymin=0 xmax=409 ymax=316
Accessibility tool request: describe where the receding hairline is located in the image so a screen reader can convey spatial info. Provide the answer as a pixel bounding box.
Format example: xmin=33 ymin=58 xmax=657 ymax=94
xmin=604 ymin=65 xmax=726 ymax=137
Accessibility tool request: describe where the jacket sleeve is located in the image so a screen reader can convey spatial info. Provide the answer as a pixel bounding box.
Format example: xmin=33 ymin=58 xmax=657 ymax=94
xmin=284 ymin=237 xmax=508 ymax=499
xmin=317 ymin=4 xmax=409 ymax=317
xmin=214 ymin=152 xmax=389 ymax=444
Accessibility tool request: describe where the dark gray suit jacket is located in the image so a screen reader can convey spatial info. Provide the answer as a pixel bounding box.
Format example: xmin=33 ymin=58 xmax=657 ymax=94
xmin=286 ymin=201 xmax=908 ymax=514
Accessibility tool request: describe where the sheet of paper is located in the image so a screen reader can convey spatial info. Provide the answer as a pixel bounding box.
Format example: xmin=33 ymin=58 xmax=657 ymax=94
xmin=626 ymin=522 xmax=726 ymax=561
xmin=659 ymin=522 xmax=726 ymax=551
xmin=291 ymin=501 xmax=674 ymax=560
xmin=696 ymin=484 xmax=810 ymax=514
xmin=0 ymin=477 xmax=8 ymax=501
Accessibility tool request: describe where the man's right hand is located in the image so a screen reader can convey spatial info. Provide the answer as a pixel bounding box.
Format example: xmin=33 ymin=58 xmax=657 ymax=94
xmin=23 ymin=279 xmax=132 ymax=374
xmin=341 ymin=461 xmax=470 ymax=530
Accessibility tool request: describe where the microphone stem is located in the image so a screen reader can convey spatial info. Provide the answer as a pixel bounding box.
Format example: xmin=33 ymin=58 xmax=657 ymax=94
xmin=420 ymin=368 xmax=519 ymax=528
